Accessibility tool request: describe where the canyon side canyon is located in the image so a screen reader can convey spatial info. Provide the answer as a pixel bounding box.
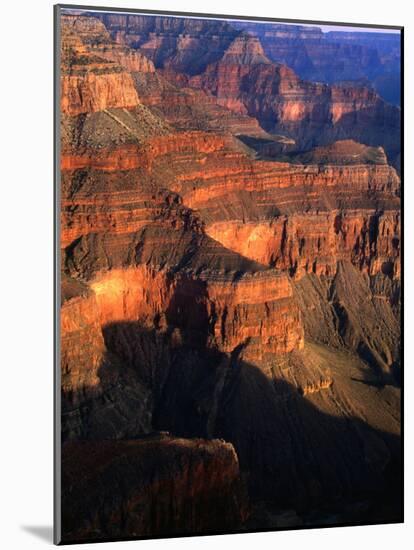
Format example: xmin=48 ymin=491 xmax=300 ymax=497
xmin=58 ymin=10 xmax=402 ymax=543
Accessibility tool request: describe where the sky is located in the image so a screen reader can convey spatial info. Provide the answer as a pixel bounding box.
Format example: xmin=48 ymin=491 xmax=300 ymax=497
xmin=63 ymin=8 xmax=401 ymax=34
xmin=302 ymin=24 xmax=400 ymax=34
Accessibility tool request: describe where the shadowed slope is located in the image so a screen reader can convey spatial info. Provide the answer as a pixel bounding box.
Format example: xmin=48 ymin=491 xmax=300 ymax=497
xmin=59 ymin=10 xmax=402 ymax=541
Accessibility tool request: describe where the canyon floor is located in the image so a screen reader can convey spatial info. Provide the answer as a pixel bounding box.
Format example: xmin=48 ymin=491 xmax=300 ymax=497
xmin=58 ymin=10 xmax=402 ymax=543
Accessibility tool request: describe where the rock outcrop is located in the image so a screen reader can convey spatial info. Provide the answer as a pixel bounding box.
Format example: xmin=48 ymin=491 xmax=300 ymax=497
xmin=91 ymin=12 xmax=400 ymax=164
xmin=62 ymin=436 xmax=247 ymax=541
xmin=92 ymin=13 xmax=240 ymax=74
xmin=188 ymin=43 xmax=400 ymax=163
xmin=58 ymin=11 xmax=402 ymax=541
xmin=132 ymin=70 xmax=267 ymax=136
xmin=233 ymin=22 xmax=401 ymax=105
xmin=60 ymin=16 xmax=141 ymax=115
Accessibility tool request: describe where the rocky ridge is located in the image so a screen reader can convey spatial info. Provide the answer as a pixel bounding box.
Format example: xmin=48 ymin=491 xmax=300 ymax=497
xmin=58 ymin=12 xmax=402 ymax=541
xmin=94 ymin=13 xmax=400 ymax=164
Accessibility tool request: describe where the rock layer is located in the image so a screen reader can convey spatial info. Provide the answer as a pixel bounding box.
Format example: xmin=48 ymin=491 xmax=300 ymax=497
xmin=233 ymin=22 xmax=401 ymax=105
xmin=187 ymin=43 xmax=400 ymax=162
xmin=62 ymin=436 xmax=247 ymax=541
xmin=58 ymin=11 xmax=402 ymax=540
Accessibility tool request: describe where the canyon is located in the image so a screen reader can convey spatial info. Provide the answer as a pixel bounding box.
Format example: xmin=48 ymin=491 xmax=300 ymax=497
xmin=93 ymin=13 xmax=401 ymax=165
xmin=58 ymin=10 xmax=402 ymax=542
xmin=232 ymin=22 xmax=401 ymax=106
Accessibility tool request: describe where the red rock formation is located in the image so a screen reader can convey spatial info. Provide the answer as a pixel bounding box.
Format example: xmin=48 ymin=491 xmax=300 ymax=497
xmin=207 ymin=208 xmax=400 ymax=279
xmin=90 ymin=43 xmax=155 ymax=73
xmin=61 ymin=436 xmax=247 ymax=542
xmin=89 ymin=12 xmax=400 ymax=162
xmin=171 ymin=270 xmax=304 ymax=358
xmin=188 ymin=40 xmax=400 ymax=158
xmin=60 ymin=17 xmax=141 ymax=115
xmin=115 ymin=30 xmax=390 ymax=163
xmin=63 ymin=17 xmax=265 ymax=138
xmin=61 ymin=12 xmax=112 ymax=44
xmin=61 ymin=66 xmax=140 ymax=116
xmin=61 ymin=14 xmax=156 ymax=74
xmin=154 ymin=139 xmax=400 ymax=279
xmin=93 ymin=13 xmax=240 ymax=74
xmin=133 ymin=70 xmax=266 ymax=136
xmin=60 ymin=131 xmax=226 ymax=173
xmin=234 ymin=21 xmax=400 ymax=105
xmin=61 ymin=266 xmax=303 ymax=386
xmin=58 ymin=11 xmax=401 ymax=537
xmin=61 ymin=283 xmax=103 ymax=399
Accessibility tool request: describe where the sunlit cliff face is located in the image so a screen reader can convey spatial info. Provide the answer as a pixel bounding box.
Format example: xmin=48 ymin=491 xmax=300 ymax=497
xmin=59 ymin=12 xmax=401 ymax=541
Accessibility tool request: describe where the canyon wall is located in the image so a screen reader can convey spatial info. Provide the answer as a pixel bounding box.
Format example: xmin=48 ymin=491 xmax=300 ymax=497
xmin=94 ymin=14 xmax=400 ymax=163
xmin=233 ymin=22 xmax=400 ymax=103
xmin=58 ymin=11 xmax=402 ymax=540
xmin=186 ymin=34 xmax=400 ymax=162
xmin=62 ymin=437 xmax=247 ymax=542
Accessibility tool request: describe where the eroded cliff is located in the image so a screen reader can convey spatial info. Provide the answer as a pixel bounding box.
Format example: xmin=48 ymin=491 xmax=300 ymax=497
xmin=58 ymin=11 xmax=402 ymax=540
xmin=62 ymin=436 xmax=247 ymax=541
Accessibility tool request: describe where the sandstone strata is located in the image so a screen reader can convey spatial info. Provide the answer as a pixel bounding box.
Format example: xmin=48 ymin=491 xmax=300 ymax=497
xmin=62 ymin=436 xmax=247 ymax=541
xmin=58 ymin=12 xmax=402 ymax=540
xmin=234 ymin=21 xmax=401 ymax=105
xmin=187 ymin=38 xmax=400 ymax=162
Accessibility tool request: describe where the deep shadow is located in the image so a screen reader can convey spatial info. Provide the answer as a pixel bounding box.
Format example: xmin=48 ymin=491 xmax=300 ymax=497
xmin=21 ymin=525 xmax=53 ymax=543
xmin=61 ymin=315 xmax=402 ymax=543
xmin=329 ymin=106 xmax=401 ymax=169
xmin=151 ymin=341 xmax=401 ymax=513
xmin=350 ymin=377 xmax=385 ymax=388
xmin=60 ymin=256 xmax=401 ymax=541
xmin=267 ymin=105 xmax=400 ymax=171
xmin=236 ymin=135 xmax=293 ymax=160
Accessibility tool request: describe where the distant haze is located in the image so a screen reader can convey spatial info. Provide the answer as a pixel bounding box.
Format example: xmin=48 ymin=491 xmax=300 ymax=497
xmin=62 ymin=8 xmax=401 ymax=34
xmin=320 ymin=25 xmax=400 ymax=34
